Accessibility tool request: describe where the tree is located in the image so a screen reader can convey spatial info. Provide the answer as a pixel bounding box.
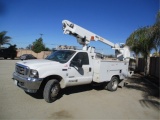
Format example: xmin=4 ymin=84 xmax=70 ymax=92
xmin=152 ymin=52 xmax=160 ymax=57
xmin=126 ymin=26 xmax=156 ymax=75
xmin=150 ymin=11 xmax=160 ymax=54
xmin=0 ymin=31 xmax=11 ymax=48
xmin=126 ymin=11 xmax=160 ymax=75
xmin=26 ymin=44 xmax=32 ymax=50
xmin=126 ymin=30 xmax=141 ymax=71
xmin=44 ymin=47 xmax=51 ymax=51
xmin=32 ymin=37 xmax=45 ymax=53
xmin=139 ymin=27 xmax=156 ymax=75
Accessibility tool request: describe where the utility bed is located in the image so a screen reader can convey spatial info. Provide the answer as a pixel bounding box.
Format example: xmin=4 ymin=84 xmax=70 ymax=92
xmin=93 ymin=59 xmax=129 ymax=83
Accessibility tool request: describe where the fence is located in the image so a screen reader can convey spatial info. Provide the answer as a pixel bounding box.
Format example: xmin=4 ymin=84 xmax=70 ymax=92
xmin=149 ymin=57 xmax=159 ymax=78
xmin=138 ymin=57 xmax=160 ymax=78
xmin=17 ymin=49 xmax=51 ymax=59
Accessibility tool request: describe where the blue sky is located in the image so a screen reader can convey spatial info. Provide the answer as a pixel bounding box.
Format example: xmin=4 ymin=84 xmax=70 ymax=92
xmin=0 ymin=0 xmax=159 ymax=54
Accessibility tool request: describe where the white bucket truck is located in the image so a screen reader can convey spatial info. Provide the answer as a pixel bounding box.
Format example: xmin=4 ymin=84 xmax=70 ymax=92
xmin=12 ymin=20 xmax=133 ymax=103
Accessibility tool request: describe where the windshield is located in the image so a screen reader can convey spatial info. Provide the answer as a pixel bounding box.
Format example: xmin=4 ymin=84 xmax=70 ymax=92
xmin=45 ymin=50 xmax=76 ymax=63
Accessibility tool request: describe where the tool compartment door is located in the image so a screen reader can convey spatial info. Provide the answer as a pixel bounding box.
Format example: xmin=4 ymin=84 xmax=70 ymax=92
xmin=93 ymin=60 xmax=127 ymax=83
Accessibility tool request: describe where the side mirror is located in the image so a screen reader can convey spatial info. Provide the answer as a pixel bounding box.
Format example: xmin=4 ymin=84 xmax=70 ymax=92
xmin=70 ymin=59 xmax=82 ymax=68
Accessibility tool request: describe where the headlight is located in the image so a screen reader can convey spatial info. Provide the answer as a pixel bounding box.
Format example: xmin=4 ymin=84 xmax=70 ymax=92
xmin=30 ymin=69 xmax=39 ymax=78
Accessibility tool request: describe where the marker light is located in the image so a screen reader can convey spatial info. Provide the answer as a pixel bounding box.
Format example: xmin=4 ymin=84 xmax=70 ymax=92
xmin=91 ymin=36 xmax=94 ymax=40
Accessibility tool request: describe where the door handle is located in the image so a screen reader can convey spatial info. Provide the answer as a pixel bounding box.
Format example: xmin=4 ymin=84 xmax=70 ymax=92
xmin=89 ymin=67 xmax=91 ymax=72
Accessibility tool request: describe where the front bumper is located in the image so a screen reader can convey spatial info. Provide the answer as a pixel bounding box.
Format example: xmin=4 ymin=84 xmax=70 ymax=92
xmin=13 ymin=72 xmax=43 ymax=93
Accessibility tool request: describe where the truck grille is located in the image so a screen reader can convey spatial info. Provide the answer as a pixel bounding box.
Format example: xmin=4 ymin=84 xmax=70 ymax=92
xmin=16 ymin=64 xmax=29 ymax=76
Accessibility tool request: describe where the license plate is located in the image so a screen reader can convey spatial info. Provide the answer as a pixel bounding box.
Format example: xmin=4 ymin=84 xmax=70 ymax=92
xmin=14 ymin=80 xmax=18 ymax=86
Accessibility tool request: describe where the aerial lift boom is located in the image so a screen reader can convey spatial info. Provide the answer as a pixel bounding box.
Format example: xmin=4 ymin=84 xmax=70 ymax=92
xmin=62 ymin=20 xmax=130 ymax=61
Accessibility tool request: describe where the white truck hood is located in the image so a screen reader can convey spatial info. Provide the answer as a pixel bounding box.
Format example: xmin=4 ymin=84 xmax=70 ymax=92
xmin=17 ymin=59 xmax=61 ymax=69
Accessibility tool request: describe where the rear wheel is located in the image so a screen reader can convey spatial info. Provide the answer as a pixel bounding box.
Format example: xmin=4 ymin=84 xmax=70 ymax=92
xmin=107 ymin=76 xmax=119 ymax=91
xmin=43 ymin=79 xmax=60 ymax=103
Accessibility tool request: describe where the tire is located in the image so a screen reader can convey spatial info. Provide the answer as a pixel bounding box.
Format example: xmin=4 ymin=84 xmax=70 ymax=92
xmin=107 ymin=76 xmax=119 ymax=91
xmin=43 ymin=79 xmax=60 ymax=103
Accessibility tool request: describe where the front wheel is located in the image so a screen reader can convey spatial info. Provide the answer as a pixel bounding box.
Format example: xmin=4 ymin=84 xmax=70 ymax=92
xmin=107 ymin=76 xmax=119 ymax=91
xmin=43 ymin=79 xmax=60 ymax=103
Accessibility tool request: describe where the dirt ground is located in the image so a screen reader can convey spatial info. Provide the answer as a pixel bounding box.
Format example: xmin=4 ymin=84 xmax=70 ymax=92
xmin=0 ymin=59 xmax=159 ymax=120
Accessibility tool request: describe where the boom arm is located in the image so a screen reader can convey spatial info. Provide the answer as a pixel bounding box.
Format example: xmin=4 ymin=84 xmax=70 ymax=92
xmin=62 ymin=20 xmax=115 ymax=48
xmin=62 ymin=20 xmax=130 ymax=61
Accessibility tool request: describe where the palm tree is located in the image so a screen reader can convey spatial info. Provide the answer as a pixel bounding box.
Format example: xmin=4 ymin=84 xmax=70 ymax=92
xmin=138 ymin=27 xmax=156 ymax=75
xmin=126 ymin=11 xmax=160 ymax=76
xmin=151 ymin=11 xmax=160 ymax=54
xmin=126 ymin=26 xmax=156 ymax=75
xmin=126 ymin=30 xmax=141 ymax=71
xmin=0 ymin=31 xmax=11 ymax=48
xmin=152 ymin=52 xmax=160 ymax=57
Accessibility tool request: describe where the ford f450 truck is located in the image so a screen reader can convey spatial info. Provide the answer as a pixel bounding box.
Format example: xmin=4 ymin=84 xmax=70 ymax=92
xmin=12 ymin=20 xmax=133 ymax=103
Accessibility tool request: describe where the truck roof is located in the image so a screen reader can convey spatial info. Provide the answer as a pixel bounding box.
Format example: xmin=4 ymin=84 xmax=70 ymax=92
xmin=55 ymin=49 xmax=88 ymax=53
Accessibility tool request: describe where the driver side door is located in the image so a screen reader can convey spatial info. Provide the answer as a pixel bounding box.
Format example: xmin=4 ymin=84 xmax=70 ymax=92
xmin=66 ymin=52 xmax=92 ymax=86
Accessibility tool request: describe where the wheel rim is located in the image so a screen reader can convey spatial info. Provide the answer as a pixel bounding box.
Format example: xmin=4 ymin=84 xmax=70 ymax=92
xmin=50 ymin=84 xmax=59 ymax=99
xmin=111 ymin=79 xmax=118 ymax=90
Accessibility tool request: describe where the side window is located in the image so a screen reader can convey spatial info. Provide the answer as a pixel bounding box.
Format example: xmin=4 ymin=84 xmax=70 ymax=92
xmin=72 ymin=52 xmax=89 ymax=65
